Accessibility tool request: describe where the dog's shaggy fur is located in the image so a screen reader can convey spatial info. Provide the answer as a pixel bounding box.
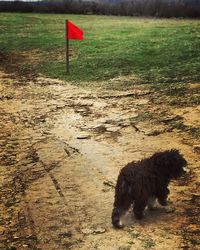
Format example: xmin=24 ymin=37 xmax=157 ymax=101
xmin=112 ymin=149 xmax=187 ymax=228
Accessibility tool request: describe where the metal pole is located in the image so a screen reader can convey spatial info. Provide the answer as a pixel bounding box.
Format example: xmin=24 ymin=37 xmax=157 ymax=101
xmin=66 ymin=20 xmax=69 ymax=74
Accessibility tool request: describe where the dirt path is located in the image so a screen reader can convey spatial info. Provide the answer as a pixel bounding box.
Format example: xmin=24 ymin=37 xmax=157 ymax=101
xmin=0 ymin=71 xmax=199 ymax=250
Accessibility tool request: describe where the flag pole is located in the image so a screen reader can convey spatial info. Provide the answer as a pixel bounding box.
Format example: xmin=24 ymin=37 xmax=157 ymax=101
xmin=66 ymin=20 xmax=69 ymax=74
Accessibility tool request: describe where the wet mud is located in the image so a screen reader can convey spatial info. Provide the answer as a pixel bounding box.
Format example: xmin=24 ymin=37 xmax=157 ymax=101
xmin=0 ymin=70 xmax=199 ymax=250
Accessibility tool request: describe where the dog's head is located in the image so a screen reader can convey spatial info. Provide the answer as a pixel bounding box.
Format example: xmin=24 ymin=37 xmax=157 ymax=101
xmin=168 ymin=149 xmax=187 ymax=179
xmin=154 ymin=149 xmax=187 ymax=179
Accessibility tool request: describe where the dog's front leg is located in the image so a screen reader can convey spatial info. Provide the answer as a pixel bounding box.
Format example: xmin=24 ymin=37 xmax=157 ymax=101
xmin=133 ymin=199 xmax=147 ymax=219
xmin=112 ymin=176 xmax=132 ymax=228
xmin=157 ymin=188 xmax=169 ymax=206
xmin=112 ymin=198 xmax=132 ymax=228
xmin=111 ymin=207 xmax=124 ymax=229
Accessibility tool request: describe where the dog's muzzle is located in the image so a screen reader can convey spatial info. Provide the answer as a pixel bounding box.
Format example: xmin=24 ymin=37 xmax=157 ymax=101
xmin=183 ymin=166 xmax=189 ymax=174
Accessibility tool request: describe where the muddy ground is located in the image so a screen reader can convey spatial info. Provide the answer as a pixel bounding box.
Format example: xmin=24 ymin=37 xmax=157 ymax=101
xmin=0 ymin=68 xmax=199 ymax=250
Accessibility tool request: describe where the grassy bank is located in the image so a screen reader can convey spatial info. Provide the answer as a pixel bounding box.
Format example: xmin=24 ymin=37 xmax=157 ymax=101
xmin=0 ymin=13 xmax=200 ymax=83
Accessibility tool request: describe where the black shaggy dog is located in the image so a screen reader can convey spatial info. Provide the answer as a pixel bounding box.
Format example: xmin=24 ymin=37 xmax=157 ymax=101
xmin=112 ymin=149 xmax=187 ymax=228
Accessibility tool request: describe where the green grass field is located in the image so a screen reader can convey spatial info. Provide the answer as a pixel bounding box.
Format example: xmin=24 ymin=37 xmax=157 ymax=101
xmin=0 ymin=13 xmax=200 ymax=84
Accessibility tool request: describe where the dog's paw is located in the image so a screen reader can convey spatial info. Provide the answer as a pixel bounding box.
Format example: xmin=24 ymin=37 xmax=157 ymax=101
xmin=134 ymin=212 xmax=144 ymax=220
xmin=112 ymin=208 xmax=124 ymax=229
xmin=164 ymin=206 xmax=176 ymax=213
xmin=115 ymin=220 xmax=124 ymax=229
xmin=147 ymin=196 xmax=157 ymax=211
xmin=158 ymin=198 xmax=168 ymax=206
xmin=148 ymin=204 xmax=157 ymax=211
xmin=112 ymin=219 xmax=124 ymax=229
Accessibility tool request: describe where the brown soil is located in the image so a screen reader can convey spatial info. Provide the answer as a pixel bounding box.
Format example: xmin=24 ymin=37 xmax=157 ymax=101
xmin=0 ymin=70 xmax=199 ymax=250
xmin=0 ymin=51 xmax=39 ymax=80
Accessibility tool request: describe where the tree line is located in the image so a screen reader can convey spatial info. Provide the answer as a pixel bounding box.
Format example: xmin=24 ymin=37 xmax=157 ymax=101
xmin=0 ymin=0 xmax=200 ymax=18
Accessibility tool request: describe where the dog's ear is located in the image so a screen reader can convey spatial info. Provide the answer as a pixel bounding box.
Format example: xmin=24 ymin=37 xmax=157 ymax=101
xmin=152 ymin=150 xmax=176 ymax=171
xmin=170 ymin=149 xmax=187 ymax=165
xmin=152 ymin=151 xmax=170 ymax=167
xmin=170 ymin=149 xmax=180 ymax=157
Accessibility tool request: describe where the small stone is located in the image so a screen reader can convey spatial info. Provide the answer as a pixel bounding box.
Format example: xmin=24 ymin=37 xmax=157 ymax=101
xmin=193 ymin=146 xmax=200 ymax=153
xmin=22 ymin=244 xmax=29 ymax=248
xmin=102 ymin=187 xmax=110 ymax=193
xmin=81 ymin=228 xmax=94 ymax=235
xmin=60 ymin=231 xmax=72 ymax=238
xmin=77 ymin=134 xmax=91 ymax=140
xmin=161 ymin=115 xmax=182 ymax=123
xmin=103 ymin=180 xmax=115 ymax=188
xmin=94 ymin=227 xmax=106 ymax=234
xmin=106 ymin=126 xmax=120 ymax=132
xmin=147 ymin=130 xmax=161 ymax=136
xmin=81 ymin=227 xmax=106 ymax=235
xmin=76 ymin=109 xmax=86 ymax=113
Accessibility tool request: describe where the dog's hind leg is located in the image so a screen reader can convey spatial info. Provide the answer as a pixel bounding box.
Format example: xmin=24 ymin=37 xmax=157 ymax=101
xmin=147 ymin=196 xmax=157 ymax=211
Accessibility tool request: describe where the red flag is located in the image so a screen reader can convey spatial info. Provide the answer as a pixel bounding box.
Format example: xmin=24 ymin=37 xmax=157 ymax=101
xmin=67 ymin=20 xmax=84 ymax=40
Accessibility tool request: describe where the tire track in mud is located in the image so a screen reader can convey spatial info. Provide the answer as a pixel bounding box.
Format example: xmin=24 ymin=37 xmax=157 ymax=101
xmin=24 ymin=143 xmax=105 ymax=250
xmin=39 ymin=142 xmax=80 ymax=203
